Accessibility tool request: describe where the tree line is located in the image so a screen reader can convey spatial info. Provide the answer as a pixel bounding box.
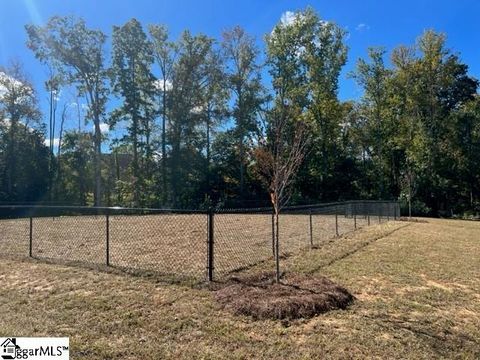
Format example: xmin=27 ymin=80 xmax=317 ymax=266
xmin=0 ymin=8 xmax=479 ymax=216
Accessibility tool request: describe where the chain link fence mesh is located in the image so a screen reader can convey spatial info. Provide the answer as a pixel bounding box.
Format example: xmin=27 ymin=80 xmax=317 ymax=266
xmin=0 ymin=201 xmax=400 ymax=281
xmin=33 ymin=215 xmax=106 ymax=265
xmin=214 ymin=212 xmax=272 ymax=276
xmin=109 ymin=213 xmax=207 ymax=278
xmin=0 ymin=217 xmax=29 ymax=258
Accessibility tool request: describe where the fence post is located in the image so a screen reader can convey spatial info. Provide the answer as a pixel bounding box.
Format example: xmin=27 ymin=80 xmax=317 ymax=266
xmin=207 ymin=209 xmax=215 ymax=282
xmin=367 ymin=213 xmax=370 ymax=226
xmin=335 ymin=206 xmax=339 ymax=237
xmin=271 ymin=211 xmax=275 ymax=256
xmin=387 ymin=203 xmax=390 ymax=221
xmin=29 ymin=217 xmax=33 ymax=257
xmin=378 ymin=204 xmax=382 ymax=224
xmin=309 ymin=210 xmax=313 ymax=249
xmin=106 ymin=214 xmax=110 ymax=266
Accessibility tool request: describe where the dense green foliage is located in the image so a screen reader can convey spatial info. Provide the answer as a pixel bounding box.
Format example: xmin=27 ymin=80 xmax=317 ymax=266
xmin=0 ymin=8 xmax=478 ymax=216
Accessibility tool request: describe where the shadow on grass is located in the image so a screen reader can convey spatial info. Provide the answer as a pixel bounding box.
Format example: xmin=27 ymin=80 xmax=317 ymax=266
xmin=306 ymin=223 xmax=412 ymax=274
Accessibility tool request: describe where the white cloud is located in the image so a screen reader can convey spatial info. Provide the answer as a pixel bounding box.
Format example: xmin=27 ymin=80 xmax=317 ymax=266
xmin=355 ymin=23 xmax=370 ymax=32
xmin=0 ymin=118 xmax=10 ymax=128
xmin=280 ymin=11 xmax=296 ymax=26
xmin=90 ymin=122 xmax=109 ymax=134
xmin=1 ymin=118 xmax=36 ymax=133
xmin=44 ymin=138 xmax=60 ymax=147
xmin=271 ymin=11 xmax=297 ymax=36
xmin=190 ymin=105 xmax=203 ymax=115
xmin=100 ymin=123 xmax=109 ymax=134
xmin=152 ymin=151 xmax=162 ymax=162
xmin=153 ymin=79 xmax=173 ymax=92
xmin=53 ymin=89 xmax=61 ymax=102
xmin=100 ymin=123 xmax=110 ymax=134
xmin=295 ymin=45 xmax=306 ymax=58
xmin=344 ymin=26 xmax=351 ymax=41
xmin=0 ymin=71 xmax=33 ymax=104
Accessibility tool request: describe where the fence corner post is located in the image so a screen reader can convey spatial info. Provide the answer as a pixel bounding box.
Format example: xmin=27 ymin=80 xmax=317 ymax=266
xmin=29 ymin=217 xmax=33 ymax=257
xmin=106 ymin=214 xmax=110 ymax=266
xmin=207 ymin=209 xmax=215 ymax=282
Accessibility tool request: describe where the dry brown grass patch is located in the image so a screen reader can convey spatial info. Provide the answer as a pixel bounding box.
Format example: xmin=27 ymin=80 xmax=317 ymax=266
xmin=214 ymin=272 xmax=355 ymax=320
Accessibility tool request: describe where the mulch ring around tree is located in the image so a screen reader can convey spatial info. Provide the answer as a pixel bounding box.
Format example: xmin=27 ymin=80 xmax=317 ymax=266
xmin=214 ymin=272 xmax=355 ymax=320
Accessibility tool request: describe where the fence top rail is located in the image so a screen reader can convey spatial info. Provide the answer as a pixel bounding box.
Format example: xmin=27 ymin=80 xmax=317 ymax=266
xmin=0 ymin=200 xmax=400 ymax=218
xmin=209 ymin=201 xmax=343 ymax=214
xmin=0 ymin=205 xmax=208 ymax=215
xmin=346 ymin=200 xmax=399 ymax=204
xmin=217 ymin=200 xmax=399 ymax=213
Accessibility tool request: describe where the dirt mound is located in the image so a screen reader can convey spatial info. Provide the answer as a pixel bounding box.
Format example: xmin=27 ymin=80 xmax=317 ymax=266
xmin=215 ymin=272 xmax=354 ymax=320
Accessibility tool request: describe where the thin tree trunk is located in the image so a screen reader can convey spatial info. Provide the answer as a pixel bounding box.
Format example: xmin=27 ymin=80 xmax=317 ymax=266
xmin=237 ymin=87 xmax=245 ymax=204
xmin=275 ymin=209 xmax=280 ymax=283
xmin=131 ymin=58 xmax=140 ymax=207
xmin=93 ymin=120 xmax=102 ymax=206
xmin=171 ymin=134 xmax=180 ymax=208
xmin=115 ymin=150 xmax=122 ymax=204
xmin=76 ymin=100 xmax=82 ymax=132
xmin=161 ymin=79 xmax=168 ymax=205
xmin=6 ymin=117 xmax=17 ymax=196
xmin=132 ymin=118 xmax=139 ymax=206
xmin=48 ymin=87 xmax=54 ymax=202
xmin=206 ymin=107 xmax=211 ymax=194
xmin=239 ymin=138 xmax=245 ymax=204
xmin=92 ymin=88 xmax=102 ymax=207
xmin=470 ymin=187 xmax=474 ymax=208
xmin=55 ymin=105 xmax=67 ymax=200
xmin=145 ymin=114 xmax=152 ymax=186
xmin=408 ymin=195 xmax=412 ymax=219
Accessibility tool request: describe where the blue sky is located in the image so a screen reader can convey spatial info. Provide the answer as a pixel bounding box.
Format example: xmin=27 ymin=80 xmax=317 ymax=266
xmin=1 ymin=0 xmax=479 ymax=142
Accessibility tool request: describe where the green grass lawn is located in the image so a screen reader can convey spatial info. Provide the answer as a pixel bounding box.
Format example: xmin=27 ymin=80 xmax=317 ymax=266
xmin=0 ymin=219 xmax=479 ymax=359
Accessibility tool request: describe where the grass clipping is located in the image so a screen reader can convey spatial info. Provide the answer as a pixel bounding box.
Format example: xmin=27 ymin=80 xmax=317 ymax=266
xmin=215 ymin=272 xmax=354 ymax=320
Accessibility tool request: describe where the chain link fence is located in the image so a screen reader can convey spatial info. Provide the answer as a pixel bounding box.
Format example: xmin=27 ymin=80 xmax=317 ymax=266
xmin=0 ymin=200 xmax=399 ymax=281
